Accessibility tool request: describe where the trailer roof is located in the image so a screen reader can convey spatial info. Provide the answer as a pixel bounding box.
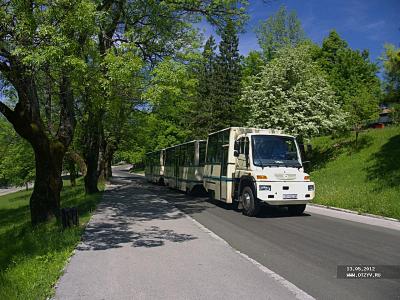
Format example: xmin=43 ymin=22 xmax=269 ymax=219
xmin=207 ymin=127 xmax=286 ymax=136
xmin=164 ymin=139 xmax=206 ymax=151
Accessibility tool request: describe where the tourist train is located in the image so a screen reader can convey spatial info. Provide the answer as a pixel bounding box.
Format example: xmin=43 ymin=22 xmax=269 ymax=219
xmin=145 ymin=127 xmax=315 ymax=216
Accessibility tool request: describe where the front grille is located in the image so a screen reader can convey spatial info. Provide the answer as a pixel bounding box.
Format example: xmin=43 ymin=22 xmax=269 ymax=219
xmin=274 ymin=173 xmax=296 ymax=180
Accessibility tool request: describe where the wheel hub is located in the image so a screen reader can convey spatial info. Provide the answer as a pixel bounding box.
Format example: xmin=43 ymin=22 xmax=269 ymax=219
xmin=243 ymin=192 xmax=251 ymax=209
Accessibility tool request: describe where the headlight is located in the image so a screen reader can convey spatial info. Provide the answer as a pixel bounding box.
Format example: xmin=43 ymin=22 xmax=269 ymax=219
xmin=308 ymin=185 xmax=314 ymax=191
xmin=259 ymin=185 xmax=271 ymax=191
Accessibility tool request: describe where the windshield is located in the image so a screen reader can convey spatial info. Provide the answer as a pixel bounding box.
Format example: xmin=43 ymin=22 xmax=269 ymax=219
xmin=251 ymin=135 xmax=301 ymax=167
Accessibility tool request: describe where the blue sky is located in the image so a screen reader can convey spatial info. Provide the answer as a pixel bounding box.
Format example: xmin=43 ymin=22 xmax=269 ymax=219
xmin=198 ymin=0 xmax=400 ymax=65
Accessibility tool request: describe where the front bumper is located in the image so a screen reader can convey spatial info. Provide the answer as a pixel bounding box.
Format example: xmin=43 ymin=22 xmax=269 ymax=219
xmin=256 ymin=181 xmax=315 ymax=205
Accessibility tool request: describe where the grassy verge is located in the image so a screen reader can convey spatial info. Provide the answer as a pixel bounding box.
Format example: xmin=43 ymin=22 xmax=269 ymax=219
xmin=0 ymin=179 xmax=103 ymax=300
xmin=309 ymin=125 xmax=400 ymax=219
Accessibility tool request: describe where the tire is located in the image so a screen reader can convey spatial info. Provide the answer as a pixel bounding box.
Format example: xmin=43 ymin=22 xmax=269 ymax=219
xmin=241 ymin=186 xmax=260 ymax=217
xmin=287 ymin=204 xmax=306 ymax=216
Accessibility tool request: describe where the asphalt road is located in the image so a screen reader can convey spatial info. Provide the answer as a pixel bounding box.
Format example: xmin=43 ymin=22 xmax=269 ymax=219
xmin=56 ymin=167 xmax=312 ymax=300
xmin=115 ymin=168 xmax=400 ymax=300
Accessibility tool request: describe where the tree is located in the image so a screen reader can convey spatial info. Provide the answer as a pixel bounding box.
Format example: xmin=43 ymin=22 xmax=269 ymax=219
xmin=144 ymin=58 xmax=197 ymax=148
xmin=255 ymin=6 xmax=305 ymax=60
xmin=319 ymin=30 xmax=348 ymax=69
xmin=0 ymin=0 xmax=97 ymax=225
xmin=242 ymin=44 xmax=347 ymax=139
xmin=345 ymin=87 xmax=379 ymax=145
xmin=79 ymin=0 xmax=249 ymax=193
xmin=319 ymin=30 xmax=381 ymax=109
xmin=381 ymin=44 xmax=400 ymax=102
xmin=213 ymin=19 xmax=243 ymax=129
xmin=191 ymin=36 xmax=218 ymax=138
xmin=242 ymin=50 xmax=264 ymax=83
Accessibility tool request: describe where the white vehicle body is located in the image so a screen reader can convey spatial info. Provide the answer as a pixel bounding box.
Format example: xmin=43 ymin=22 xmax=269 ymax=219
xmin=144 ymin=150 xmax=165 ymax=184
xmin=163 ymin=140 xmax=206 ymax=193
xmin=203 ymin=127 xmax=315 ymax=215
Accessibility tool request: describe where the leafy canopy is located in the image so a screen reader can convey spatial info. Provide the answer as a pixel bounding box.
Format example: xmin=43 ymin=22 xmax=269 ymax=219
xmin=243 ymin=44 xmax=347 ymax=138
xmin=255 ymin=5 xmax=305 ymax=60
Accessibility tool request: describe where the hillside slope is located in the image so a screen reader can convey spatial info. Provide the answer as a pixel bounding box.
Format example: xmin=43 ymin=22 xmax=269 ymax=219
xmin=309 ymin=126 xmax=400 ymax=219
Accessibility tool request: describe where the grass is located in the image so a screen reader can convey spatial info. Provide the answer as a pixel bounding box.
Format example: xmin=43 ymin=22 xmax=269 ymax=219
xmin=0 ymin=178 xmax=103 ymax=300
xmin=309 ymin=125 xmax=400 ymax=219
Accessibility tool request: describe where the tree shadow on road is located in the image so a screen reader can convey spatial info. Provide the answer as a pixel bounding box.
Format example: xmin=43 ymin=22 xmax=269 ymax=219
xmin=77 ymin=177 xmax=200 ymax=251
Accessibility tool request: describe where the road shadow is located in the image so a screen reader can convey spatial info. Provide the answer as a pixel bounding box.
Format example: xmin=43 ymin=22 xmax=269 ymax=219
xmin=366 ymin=134 xmax=400 ymax=191
xmin=257 ymin=205 xmax=311 ymax=218
xmin=77 ymin=174 xmax=201 ymax=251
xmin=168 ymin=189 xmax=311 ymax=219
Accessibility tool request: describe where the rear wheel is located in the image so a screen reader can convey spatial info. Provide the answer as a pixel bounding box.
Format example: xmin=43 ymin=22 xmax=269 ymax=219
xmin=241 ymin=186 xmax=260 ymax=217
xmin=287 ymin=204 xmax=306 ymax=216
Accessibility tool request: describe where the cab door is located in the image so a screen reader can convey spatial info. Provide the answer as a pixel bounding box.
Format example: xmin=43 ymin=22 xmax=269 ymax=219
xmin=220 ymin=144 xmax=229 ymax=201
xmin=236 ymin=137 xmax=250 ymax=175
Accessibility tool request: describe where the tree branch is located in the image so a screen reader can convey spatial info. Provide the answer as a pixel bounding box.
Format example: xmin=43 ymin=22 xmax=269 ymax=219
xmin=56 ymin=75 xmax=75 ymax=146
xmin=0 ymin=100 xmax=16 ymax=124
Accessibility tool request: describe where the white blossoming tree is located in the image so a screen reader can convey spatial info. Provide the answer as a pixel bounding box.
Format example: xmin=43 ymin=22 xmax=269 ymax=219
xmin=242 ymin=44 xmax=347 ymax=139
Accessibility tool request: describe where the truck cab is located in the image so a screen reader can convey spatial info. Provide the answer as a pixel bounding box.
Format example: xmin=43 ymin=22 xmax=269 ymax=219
xmin=234 ymin=132 xmax=314 ymax=216
xmin=203 ymin=127 xmax=314 ymax=217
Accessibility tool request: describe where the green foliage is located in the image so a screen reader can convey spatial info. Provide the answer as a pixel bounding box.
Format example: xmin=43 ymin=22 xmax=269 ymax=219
xmin=381 ymin=44 xmax=400 ymax=102
xmin=241 ymin=50 xmax=264 ymax=82
xmin=255 ymin=6 xmax=305 ymax=60
xmin=191 ymin=20 xmax=243 ymax=137
xmin=319 ymin=30 xmax=381 ymax=109
xmin=0 ymin=179 xmax=103 ymax=299
xmin=310 ymin=126 xmax=400 ymax=219
xmin=389 ymin=103 xmax=400 ymax=124
xmin=345 ymin=87 xmax=379 ymax=134
xmin=115 ymin=58 xmax=198 ymax=164
xmin=0 ymin=118 xmax=35 ymax=187
xmin=214 ymin=19 xmax=243 ymax=128
xmin=243 ymin=44 xmax=347 ymax=138
xmin=319 ymin=30 xmax=348 ymax=69
xmin=191 ymin=36 xmax=218 ymax=138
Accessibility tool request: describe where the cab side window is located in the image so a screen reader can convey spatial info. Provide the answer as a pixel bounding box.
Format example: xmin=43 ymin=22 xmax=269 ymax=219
xmin=239 ymin=137 xmax=245 ymax=154
xmin=238 ymin=137 xmax=249 ymax=155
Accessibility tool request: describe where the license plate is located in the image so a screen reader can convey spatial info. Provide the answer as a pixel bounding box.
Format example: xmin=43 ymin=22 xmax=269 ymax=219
xmin=283 ymin=194 xmax=297 ymax=199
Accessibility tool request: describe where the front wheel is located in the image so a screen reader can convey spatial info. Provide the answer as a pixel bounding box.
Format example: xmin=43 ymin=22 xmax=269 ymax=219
xmin=287 ymin=204 xmax=306 ymax=216
xmin=241 ymin=186 xmax=260 ymax=217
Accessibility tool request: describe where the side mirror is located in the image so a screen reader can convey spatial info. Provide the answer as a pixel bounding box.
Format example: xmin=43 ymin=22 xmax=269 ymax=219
xmin=233 ymin=150 xmax=239 ymax=157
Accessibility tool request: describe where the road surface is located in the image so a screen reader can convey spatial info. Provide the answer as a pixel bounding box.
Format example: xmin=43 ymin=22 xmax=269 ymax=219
xmin=111 ymin=167 xmax=400 ymax=300
xmin=56 ymin=167 xmax=312 ymax=300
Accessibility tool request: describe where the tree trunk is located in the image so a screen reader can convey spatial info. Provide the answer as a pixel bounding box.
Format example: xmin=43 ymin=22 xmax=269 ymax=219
xmin=100 ymin=139 xmax=115 ymax=181
xmin=30 ymin=139 xmax=65 ymax=225
xmin=83 ymin=116 xmax=101 ymax=194
xmin=84 ymin=157 xmax=99 ymax=194
xmin=98 ymin=137 xmax=106 ymax=183
xmin=67 ymin=159 xmax=76 ymax=187
xmin=106 ymin=152 xmax=113 ymax=179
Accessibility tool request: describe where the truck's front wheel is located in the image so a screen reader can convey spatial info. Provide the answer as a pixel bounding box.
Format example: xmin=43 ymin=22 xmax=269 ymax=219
xmin=287 ymin=204 xmax=306 ymax=216
xmin=241 ymin=186 xmax=260 ymax=217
